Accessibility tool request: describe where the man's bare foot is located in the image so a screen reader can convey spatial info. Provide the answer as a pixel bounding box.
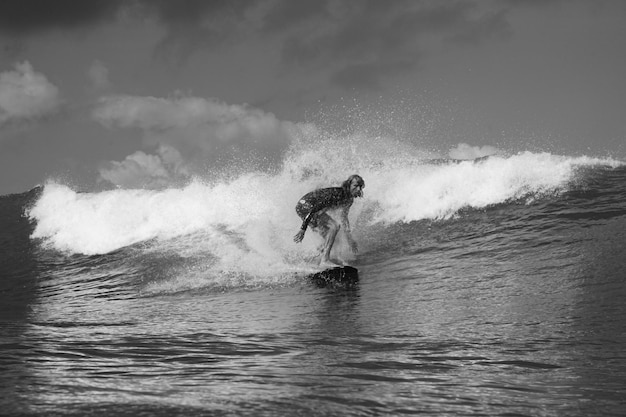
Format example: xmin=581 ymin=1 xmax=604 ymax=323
xmin=319 ymin=259 xmax=342 ymax=269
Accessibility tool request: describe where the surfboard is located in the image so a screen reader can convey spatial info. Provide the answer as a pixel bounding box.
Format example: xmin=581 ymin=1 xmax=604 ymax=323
xmin=309 ymin=265 xmax=359 ymax=288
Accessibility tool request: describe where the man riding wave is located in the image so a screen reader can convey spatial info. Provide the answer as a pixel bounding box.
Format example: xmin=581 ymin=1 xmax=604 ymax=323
xmin=293 ymin=175 xmax=365 ymax=266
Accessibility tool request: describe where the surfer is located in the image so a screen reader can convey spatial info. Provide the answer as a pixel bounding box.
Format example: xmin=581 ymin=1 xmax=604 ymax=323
xmin=293 ymin=174 xmax=365 ymax=266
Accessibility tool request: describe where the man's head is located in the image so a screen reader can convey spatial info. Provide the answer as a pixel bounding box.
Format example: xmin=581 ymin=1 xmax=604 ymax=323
xmin=343 ymin=174 xmax=365 ymax=198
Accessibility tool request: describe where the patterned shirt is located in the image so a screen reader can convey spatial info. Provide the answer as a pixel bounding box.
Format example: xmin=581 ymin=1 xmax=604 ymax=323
xmin=295 ymin=187 xmax=353 ymax=230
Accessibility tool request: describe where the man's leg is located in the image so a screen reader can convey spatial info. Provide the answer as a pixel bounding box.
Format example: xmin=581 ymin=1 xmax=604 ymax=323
xmin=317 ymin=213 xmax=340 ymax=265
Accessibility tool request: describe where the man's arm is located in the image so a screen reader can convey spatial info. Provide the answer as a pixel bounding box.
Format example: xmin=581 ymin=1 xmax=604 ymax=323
xmin=294 ymin=212 xmax=314 ymax=243
xmin=301 ymin=212 xmax=314 ymax=231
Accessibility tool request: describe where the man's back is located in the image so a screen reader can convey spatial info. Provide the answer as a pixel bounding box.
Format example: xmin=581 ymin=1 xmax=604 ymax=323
xmin=300 ymin=187 xmax=352 ymax=214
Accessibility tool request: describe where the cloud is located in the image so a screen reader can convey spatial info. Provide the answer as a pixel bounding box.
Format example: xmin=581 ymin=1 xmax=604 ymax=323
xmin=448 ymin=143 xmax=500 ymax=160
xmin=140 ymin=0 xmax=260 ymax=63
xmin=330 ymin=60 xmax=416 ymax=91
xmin=0 ymin=61 xmax=62 ymax=125
xmin=278 ymin=1 xmax=513 ymax=90
xmin=87 ymin=60 xmax=111 ymax=91
xmin=99 ymin=144 xmax=190 ymax=189
xmin=92 ymin=94 xmax=295 ymax=146
xmin=0 ymin=1 xmax=517 ymax=82
xmin=0 ymin=1 xmax=514 ymax=60
xmin=446 ymin=8 xmax=512 ymax=45
xmin=0 ymin=0 xmax=255 ymax=64
xmin=0 ymin=1 xmax=519 ymax=96
xmin=92 ymin=94 xmax=299 ymax=180
xmin=0 ymin=0 xmax=125 ymax=35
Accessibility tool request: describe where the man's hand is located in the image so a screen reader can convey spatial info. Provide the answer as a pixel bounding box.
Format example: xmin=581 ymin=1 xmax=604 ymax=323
xmin=293 ymin=230 xmax=305 ymax=243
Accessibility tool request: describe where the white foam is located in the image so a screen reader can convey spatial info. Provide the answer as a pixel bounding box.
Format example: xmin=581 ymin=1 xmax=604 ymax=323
xmin=366 ymin=152 xmax=572 ymax=223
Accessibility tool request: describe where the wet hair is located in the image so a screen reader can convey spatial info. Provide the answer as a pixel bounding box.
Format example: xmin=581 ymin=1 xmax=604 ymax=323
xmin=342 ymin=174 xmax=365 ymax=195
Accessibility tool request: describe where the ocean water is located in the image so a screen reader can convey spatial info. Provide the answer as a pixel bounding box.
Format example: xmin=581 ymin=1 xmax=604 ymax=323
xmin=1 ymin=141 xmax=626 ymax=416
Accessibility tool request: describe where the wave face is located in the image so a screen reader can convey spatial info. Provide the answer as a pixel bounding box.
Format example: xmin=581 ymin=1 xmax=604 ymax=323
xmin=25 ymin=137 xmax=623 ymax=286
xmin=2 ymin=136 xmax=626 ymax=416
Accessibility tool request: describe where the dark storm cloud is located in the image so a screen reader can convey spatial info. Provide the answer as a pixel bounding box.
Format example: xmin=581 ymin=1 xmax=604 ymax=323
xmin=0 ymin=0 xmax=257 ymax=62
xmin=143 ymin=0 xmax=256 ymax=63
xmin=0 ymin=0 xmax=125 ymax=34
xmin=0 ymin=0 xmax=513 ymax=87
xmin=278 ymin=1 xmax=512 ymax=90
xmin=0 ymin=0 xmax=254 ymax=36
xmin=136 ymin=0 xmax=244 ymax=24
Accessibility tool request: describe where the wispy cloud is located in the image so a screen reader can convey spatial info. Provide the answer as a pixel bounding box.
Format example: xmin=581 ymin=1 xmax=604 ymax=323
xmin=92 ymin=94 xmax=300 ymax=187
xmin=0 ymin=61 xmax=62 ymax=126
xmin=99 ymin=144 xmax=189 ymax=189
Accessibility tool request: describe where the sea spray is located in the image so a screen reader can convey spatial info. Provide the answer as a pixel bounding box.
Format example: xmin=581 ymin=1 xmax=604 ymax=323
xmin=365 ymin=152 xmax=571 ymax=223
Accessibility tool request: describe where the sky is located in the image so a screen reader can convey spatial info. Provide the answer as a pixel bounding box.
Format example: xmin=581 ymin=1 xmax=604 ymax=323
xmin=0 ymin=0 xmax=625 ymax=194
